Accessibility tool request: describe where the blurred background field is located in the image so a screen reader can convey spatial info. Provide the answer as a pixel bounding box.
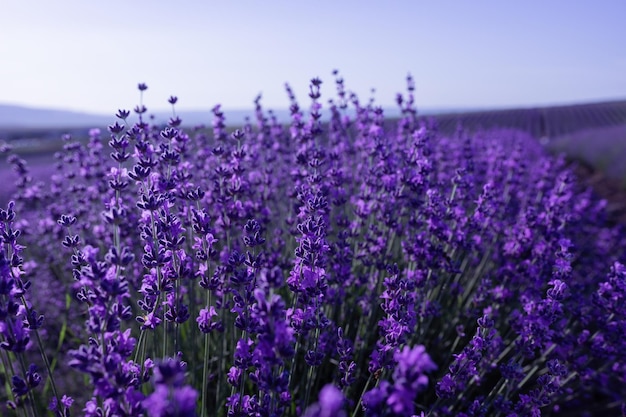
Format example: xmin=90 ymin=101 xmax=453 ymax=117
xmin=546 ymin=124 xmax=626 ymax=185
xmin=3 ymin=98 xmax=625 ymax=220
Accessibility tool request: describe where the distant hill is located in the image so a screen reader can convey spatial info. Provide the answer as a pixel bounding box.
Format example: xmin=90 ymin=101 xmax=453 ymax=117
xmin=0 ymin=104 xmax=112 ymax=128
xmin=0 ymin=103 xmax=468 ymax=130
xmin=2 ymin=99 xmax=624 ymax=156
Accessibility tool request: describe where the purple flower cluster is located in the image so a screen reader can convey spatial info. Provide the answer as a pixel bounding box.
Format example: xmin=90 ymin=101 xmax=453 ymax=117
xmin=1 ymin=202 xmax=68 ymax=415
xmin=363 ymin=345 xmax=437 ymax=416
xmin=2 ymin=74 xmax=626 ymax=417
xmin=143 ymin=357 xmax=198 ymax=417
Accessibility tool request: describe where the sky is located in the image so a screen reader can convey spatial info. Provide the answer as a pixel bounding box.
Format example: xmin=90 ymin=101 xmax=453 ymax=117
xmin=0 ymin=0 xmax=625 ymax=115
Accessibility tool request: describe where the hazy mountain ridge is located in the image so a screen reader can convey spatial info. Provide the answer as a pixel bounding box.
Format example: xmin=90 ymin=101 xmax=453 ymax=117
xmin=6 ymin=99 xmax=621 ymax=131
xmin=0 ymin=103 xmax=473 ymax=130
xmin=0 ymin=104 xmax=113 ymax=128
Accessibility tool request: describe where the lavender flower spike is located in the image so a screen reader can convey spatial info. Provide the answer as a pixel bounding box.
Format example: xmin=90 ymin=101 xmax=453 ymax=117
xmin=303 ymin=383 xmax=347 ymax=417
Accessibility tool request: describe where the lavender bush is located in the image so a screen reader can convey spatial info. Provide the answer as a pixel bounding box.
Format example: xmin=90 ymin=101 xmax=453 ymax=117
xmin=1 ymin=73 xmax=626 ymax=417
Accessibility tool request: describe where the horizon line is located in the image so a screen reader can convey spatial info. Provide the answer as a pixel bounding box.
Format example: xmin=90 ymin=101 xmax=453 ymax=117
xmin=2 ymin=96 xmax=626 ymax=117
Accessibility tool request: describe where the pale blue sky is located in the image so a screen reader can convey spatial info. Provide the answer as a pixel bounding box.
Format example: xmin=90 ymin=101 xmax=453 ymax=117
xmin=0 ymin=1 xmax=624 ymax=115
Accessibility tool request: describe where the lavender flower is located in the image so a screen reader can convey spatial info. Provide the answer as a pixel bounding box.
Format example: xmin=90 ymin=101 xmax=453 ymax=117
xmin=2 ymin=74 xmax=626 ymax=417
xmin=143 ymin=357 xmax=198 ymax=417
xmin=303 ymin=384 xmax=346 ymax=417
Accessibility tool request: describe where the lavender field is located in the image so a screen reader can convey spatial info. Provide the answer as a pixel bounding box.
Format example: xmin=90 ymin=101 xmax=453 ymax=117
xmin=547 ymin=125 xmax=626 ymax=186
xmin=1 ymin=76 xmax=626 ymax=417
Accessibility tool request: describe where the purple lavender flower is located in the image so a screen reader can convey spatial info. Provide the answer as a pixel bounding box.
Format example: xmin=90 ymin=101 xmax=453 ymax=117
xmin=303 ymin=384 xmax=346 ymax=417
xmin=364 ymin=345 xmax=436 ymax=416
xmin=3 ymin=74 xmax=626 ymax=417
xmin=143 ymin=357 xmax=198 ymax=417
xmin=144 ymin=385 xmax=198 ymax=417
